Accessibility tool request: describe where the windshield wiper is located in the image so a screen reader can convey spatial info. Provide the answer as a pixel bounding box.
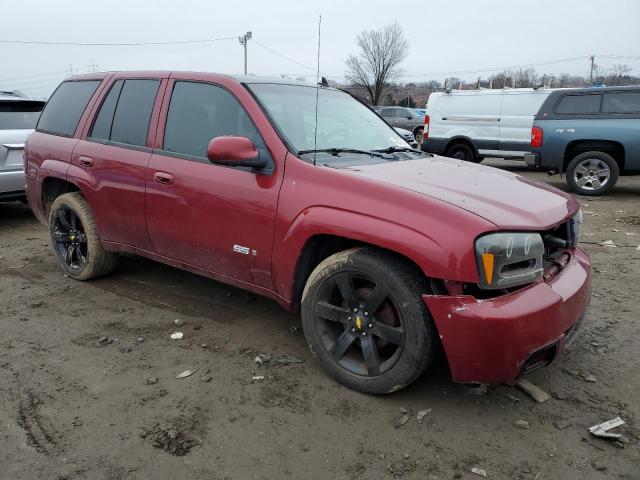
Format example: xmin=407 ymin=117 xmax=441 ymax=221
xmin=372 ymin=145 xmax=425 ymax=155
xmin=298 ymin=148 xmax=386 ymax=158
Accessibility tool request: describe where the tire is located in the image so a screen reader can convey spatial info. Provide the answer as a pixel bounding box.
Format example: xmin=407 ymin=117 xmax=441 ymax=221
xmin=413 ymin=127 xmax=424 ymax=143
xmin=446 ymin=142 xmax=477 ymax=162
xmin=301 ymin=247 xmax=438 ymax=394
xmin=566 ymin=151 xmax=619 ymax=196
xmin=48 ymin=192 xmax=117 ymax=280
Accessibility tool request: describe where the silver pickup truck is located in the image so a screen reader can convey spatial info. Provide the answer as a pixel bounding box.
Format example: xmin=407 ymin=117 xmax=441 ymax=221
xmin=1 ymin=91 xmax=45 ymax=201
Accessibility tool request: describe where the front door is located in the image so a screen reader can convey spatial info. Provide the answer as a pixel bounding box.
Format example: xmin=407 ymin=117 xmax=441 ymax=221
xmin=144 ymin=80 xmax=282 ymax=288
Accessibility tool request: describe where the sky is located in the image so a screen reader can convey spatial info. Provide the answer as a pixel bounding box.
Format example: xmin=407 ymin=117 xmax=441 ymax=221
xmin=1 ymin=0 xmax=639 ymax=99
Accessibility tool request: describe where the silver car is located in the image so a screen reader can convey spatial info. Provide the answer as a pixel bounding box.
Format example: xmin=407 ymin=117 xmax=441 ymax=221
xmin=375 ymin=107 xmax=425 ymax=142
xmin=1 ymin=91 xmax=45 ymax=201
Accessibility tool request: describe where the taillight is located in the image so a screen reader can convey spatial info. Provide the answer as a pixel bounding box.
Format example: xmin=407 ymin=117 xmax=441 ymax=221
xmin=531 ymin=126 xmax=543 ymax=147
xmin=424 ymin=114 xmax=430 ymax=139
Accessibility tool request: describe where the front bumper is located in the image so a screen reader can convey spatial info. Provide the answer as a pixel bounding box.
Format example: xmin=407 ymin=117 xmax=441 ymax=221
xmin=424 ymin=247 xmax=591 ymax=384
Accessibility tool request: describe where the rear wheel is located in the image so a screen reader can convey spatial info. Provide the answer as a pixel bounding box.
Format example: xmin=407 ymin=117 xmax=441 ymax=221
xmin=414 ymin=127 xmax=424 ymax=143
xmin=48 ymin=192 xmax=117 ymax=280
xmin=446 ymin=142 xmax=477 ymax=162
xmin=566 ymin=151 xmax=619 ymax=196
xmin=301 ymin=248 xmax=437 ymax=394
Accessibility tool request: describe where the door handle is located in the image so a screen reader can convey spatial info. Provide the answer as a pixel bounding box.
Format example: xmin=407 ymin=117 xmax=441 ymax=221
xmin=154 ymin=171 xmax=175 ymax=185
xmin=78 ymin=155 xmax=94 ymax=167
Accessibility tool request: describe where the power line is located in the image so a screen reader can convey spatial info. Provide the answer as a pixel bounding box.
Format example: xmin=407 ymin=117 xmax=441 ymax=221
xmin=0 ymin=37 xmax=237 ymax=46
xmin=0 ymin=70 xmax=67 ymax=82
xmin=251 ymin=39 xmax=318 ymax=73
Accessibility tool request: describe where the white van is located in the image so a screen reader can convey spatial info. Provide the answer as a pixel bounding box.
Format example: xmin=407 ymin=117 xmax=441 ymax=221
xmin=421 ymin=88 xmax=553 ymax=162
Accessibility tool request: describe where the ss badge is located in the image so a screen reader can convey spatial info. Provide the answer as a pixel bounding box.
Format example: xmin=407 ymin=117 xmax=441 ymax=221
xmin=233 ymin=244 xmax=257 ymax=256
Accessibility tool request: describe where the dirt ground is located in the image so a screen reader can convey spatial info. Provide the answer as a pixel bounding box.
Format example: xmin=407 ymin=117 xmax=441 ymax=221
xmin=1 ymin=160 xmax=639 ymax=480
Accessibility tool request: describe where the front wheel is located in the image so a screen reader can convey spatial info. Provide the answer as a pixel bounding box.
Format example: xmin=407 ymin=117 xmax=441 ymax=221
xmin=48 ymin=192 xmax=118 ymax=280
xmin=566 ymin=151 xmax=619 ymax=196
xmin=301 ymin=248 xmax=437 ymax=394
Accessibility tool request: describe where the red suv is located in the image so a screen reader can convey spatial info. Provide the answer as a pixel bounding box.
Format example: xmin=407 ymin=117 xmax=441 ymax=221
xmin=26 ymin=72 xmax=591 ymax=394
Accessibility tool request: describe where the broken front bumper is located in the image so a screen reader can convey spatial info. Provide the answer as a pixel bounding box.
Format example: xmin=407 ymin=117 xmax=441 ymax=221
xmin=424 ymin=247 xmax=591 ymax=384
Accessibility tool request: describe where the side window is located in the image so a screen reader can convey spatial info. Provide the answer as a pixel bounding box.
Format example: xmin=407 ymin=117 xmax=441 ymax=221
xmin=379 ymin=108 xmax=394 ymax=118
xmin=163 ymin=81 xmax=264 ymax=159
xmin=394 ymin=108 xmax=409 ymax=118
xmin=555 ymin=94 xmax=602 ymax=114
xmin=89 ymin=80 xmax=124 ymax=140
xmin=602 ymin=92 xmax=640 ymax=113
xmin=109 ymin=79 xmax=160 ymax=147
xmin=37 ymin=80 xmax=101 ymax=136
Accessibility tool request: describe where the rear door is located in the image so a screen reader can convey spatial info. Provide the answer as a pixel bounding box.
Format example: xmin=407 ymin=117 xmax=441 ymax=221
xmin=498 ymin=91 xmax=550 ymax=156
xmin=71 ymin=76 xmax=165 ymax=250
xmin=0 ymin=99 xmax=44 ymax=194
xmin=144 ymin=79 xmax=282 ymax=288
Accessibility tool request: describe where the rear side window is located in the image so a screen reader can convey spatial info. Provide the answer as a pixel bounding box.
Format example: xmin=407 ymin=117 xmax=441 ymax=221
xmin=602 ymin=92 xmax=640 ymax=113
xmin=0 ymin=100 xmax=45 ymax=130
xmin=109 ymin=79 xmax=160 ymax=147
xmin=37 ymin=80 xmax=101 ymax=136
xmin=163 ymin=81 xmax=263 ymax=159
xmin=89 ymin=80 xmax=124 ymax=140
xmin=379 ymin=108 xmax=394 ymax=117
xmin=555 ymin=94 xmax=601 ymax=114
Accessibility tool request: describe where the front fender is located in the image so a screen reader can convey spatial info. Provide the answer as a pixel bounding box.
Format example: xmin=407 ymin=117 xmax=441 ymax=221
xmin=272 ymin=205 xmax=474 ymax=301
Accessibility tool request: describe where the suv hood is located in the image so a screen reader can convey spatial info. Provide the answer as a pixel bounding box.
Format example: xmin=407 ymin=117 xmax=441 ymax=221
xmin=345 ymin=155 xmax=579 ymax=230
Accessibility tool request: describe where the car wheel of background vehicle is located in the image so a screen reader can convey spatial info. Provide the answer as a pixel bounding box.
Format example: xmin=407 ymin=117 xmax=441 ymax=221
xmin=301 ymin=247 xmax=437 ymax=394
xmin=446 ymin=142 xmax=477 ymax=162
xmin=48 ymin=192 xmax=117 ymax=280
xmin=566 ymin=151 xmax=619 ymax=196
xmin=414 ymin=128 xmax=424 ymax=143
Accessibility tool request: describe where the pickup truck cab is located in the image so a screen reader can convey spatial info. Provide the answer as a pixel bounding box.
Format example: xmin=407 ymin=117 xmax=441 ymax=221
xmin=526 ymin=86 xmax=640 ymax=196
xmin=26 ymin=72 xmax=591 ymax=394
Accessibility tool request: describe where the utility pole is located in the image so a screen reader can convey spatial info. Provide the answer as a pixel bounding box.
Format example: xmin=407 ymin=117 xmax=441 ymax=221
xmin=589 ymin=55 xmax=595 ymax=85
xmin=87 ymin=59 xmax=99 ymax=73
xmin=238 ymin=31 xmax=252 ymax=75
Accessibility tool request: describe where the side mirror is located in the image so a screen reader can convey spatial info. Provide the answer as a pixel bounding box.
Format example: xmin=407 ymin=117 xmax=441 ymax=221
xmin=207 ymin=136 xmax=267 ymax=169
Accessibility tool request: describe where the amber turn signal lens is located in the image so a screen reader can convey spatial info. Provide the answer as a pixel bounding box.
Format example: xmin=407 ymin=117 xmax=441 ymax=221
xmin=481 ymin=253 xmax=495 ymax=285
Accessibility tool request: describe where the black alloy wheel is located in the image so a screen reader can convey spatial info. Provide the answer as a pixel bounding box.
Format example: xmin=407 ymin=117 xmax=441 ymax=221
xmin=52 ymin=206 xmax=88 ymax=272
xmin=312 ymin=270 xmax=405 ymax=377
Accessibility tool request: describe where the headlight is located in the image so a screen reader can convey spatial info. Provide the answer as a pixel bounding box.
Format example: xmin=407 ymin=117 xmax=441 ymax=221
xmin=475 ymin=232 xmax=544 ymax=289
xmin=570 ymin=209 xmax=582 ymax=245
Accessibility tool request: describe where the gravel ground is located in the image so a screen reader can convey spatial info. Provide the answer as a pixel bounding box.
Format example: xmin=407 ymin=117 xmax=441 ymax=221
xmin=0 ymin=160 xmax=639 ymax=480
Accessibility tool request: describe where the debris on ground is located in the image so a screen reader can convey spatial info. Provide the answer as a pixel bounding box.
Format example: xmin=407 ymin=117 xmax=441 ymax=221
xmin=515 ymin=379 xmax=549 ymax=403
xmin=96 ymin=336 xmax=114 ymax=346
xmin=588 ymin=417 xmax=626 ymax=439
xmin=251 ymin=375 xmax=265 ymax=382
xmin=465 ymin=384 xmax=489 ymax=395
xmin=394 ymin=408 xmax=411 ymax=429
xmin=141 ymin=424 xmax=198 ymax=456
xmin=170 ymin=332 xmax=184 ymax=340
xmin=416 ymin=408 xmax=432 ymax=424
xmin=136 ymin=336 xmax=145 ymax=343
xmin=501 ymin=393 xmax=520 ymax=402
xmin=175 ymin=369 xmax=197 ymax=379
xmin=288 ymin=326 xmax=299 ymax=335
xmin=254 ymin=352 xmax=305 ymax=366
xmin=471 ymin=467 xmax=488 ymax=477
xmin=174 ymin=319 xmax=183 ymax=326
xmin=582 ymin=372 xmax=598 ymax=383
xmin=146 ymin=377 xmax=158 ymax=385
xmin=514 ymin=420 xmax=530 ymax=429
xmin=600 ymin=240 xmax=617 ymax=247
xmin=554 ymin=420 xmax=571 ymax=430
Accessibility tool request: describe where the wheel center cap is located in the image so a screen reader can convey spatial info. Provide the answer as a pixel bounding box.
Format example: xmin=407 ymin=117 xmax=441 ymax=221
xmin=355 ymin=315 xmax=363 ymax=330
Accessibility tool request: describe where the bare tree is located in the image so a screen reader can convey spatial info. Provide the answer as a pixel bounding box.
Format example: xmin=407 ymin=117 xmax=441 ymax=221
xmin=607 ymin=64 xmax=632 ymax=85
xmin=345 ymin=22 xmax=409 ymax=105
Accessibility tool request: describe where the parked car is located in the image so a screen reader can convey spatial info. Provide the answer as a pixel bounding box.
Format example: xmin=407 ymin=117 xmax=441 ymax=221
xmin=422 ymin=88 xmax=552 ymax=162
xmin=413 ymin=108 xmax=427 ymax=117
xmin=393 ymin=127 xmax=418 ymax=148
xmin=0 ymin=91 xmax=45 ymax=201
xmin=525 ymin=86 xmax=640 ymax=196
xmin=26 ymin=72 xmax=590 ymax=394
xmin=374 ymin=106 xmax=425 ymax=142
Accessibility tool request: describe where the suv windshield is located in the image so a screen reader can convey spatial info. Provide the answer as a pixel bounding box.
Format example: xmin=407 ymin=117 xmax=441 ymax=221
xmin=248 ymin=83 xmax=409 ymax=158
xmin=0 ymin=100 xmax=45 ymax=130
